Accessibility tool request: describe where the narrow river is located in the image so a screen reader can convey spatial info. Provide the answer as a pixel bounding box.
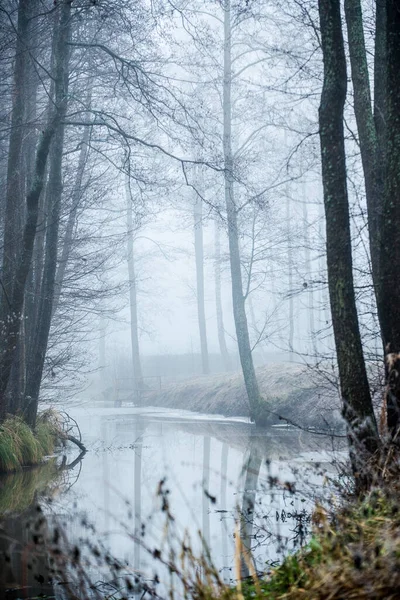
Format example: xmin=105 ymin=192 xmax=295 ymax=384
xmin=0 ymin=406 xmax=346 ymax=599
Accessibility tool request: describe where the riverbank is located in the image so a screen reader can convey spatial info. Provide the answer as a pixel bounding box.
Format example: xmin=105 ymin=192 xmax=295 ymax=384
xmin=0 ymin=411 xmax=64 ymax=472
xmin=143 ymin=363 xmax=341 ymax=429
xmin=227 ymin=485 xmax=400 ymax=600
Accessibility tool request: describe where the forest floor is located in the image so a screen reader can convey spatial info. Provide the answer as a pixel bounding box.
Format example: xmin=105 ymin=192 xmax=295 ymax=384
xmin=143 ymin=363 xmax=341 ymax=429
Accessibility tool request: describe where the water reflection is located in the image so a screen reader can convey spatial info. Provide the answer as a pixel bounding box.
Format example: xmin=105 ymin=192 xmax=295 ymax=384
xmin=0 ymin=407 xmax=343 ymax=596
xmin=0 ymin=452 xmax=85 ymax=599
xmin=239 ymin=438 xmax=262 ymax=579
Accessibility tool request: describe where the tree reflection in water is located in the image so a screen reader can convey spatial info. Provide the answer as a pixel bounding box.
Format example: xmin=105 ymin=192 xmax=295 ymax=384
xmin=0 ymin=450 xmax=85 ymax=599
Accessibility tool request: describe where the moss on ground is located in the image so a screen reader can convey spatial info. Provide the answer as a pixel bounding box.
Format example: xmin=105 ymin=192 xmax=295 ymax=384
xmin=0 ymin=411 xmax=62 ymax=473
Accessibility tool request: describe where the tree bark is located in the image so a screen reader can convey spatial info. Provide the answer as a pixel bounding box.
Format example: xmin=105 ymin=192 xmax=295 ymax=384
xmin=344 ymin=0 xmax=382 ymax=295
xmin=223 ymin=0 xmax=262 ymax=423
xmin=194 ymin=179 xmax=210 ymax=375
xmin=318 ymin=0 xmax=379 ymax=470
xmin=0 ymin=0 xmax=73 ymax=424
xmin=374 ymin=0 xmax=387 ymax=250
xmin=214 ymin=221 xmax=231 ymax=371
xmin=0 ymin=0 xmax=37 ymax=415
xmin=0 ymin=0 xmax=31 ymax=311
xmin=378 ymin=0 xmax=400 ymax=439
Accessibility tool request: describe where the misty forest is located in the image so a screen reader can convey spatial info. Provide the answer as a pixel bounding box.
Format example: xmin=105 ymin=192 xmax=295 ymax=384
xmin=1 ymin=0 xmax=400 ymax=598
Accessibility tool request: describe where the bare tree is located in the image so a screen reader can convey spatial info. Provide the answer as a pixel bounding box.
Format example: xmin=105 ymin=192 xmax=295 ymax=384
xmin=223 ymin=0 xmax=263 ymax=422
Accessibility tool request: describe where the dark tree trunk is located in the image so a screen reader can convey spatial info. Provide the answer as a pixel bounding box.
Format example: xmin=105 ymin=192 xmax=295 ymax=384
xmin=1 ymin=0 xmax=31 ymax=311
xmin=379 ymin=0 xmax=400 ymax=440
xmin=344 ymin=0 xmax=381 ymax=293
xmin=318 ymin=0 xmax=379 ymax=471
xmin=24 ymin=130 xmax=66 ymax=426
xmin=24 ymin=9 xmax=71 ymax=426
xmin=0 ymin=0 xmax=72 ymax=423
xmin=6 ymin=0 xmax=41 ymax=414
xmin=0 ymin=0 xmax=32 ymax=416
xmin=374 ymin=0 xmax=387 ymax=247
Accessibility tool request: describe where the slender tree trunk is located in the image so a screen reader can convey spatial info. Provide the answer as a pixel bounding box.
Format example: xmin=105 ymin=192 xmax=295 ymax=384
xmin=379 ymin=0 xmax=400 ymax=439
xmin=344 ymin=0 xmax=382 ymax=296
xmin=374 ymin=0 xmax=387 ymax=253
xmin=302 ymin=189 xmax=317 ymax=358
xmin=223 ymin=0 xmax=262 ymax=423
xmin=318 ymin=0 xmax=379 ymax=474
xmin=14 ymin=15 xmax=41 ymax=414
xmin=214 ymin=221 xmax=231 ymax=371
xmin=21 ymin=1 xmax=72 ymax=426
xmin=0 ymin=0 xmax=31 ymax=311
xmin=194 ymin=182 xmax=210 ymax=375
xmin=126 ymin=179 xmax=144 ymax=401
xmin=25 ymin=133 xmax=67 ymax=425
xmin=285 ymin=135 xmax=294 ymax=361
xmin=52 ymin=102 xmax=92 ymax=317
xmin=0 ymin=0 xmax=34 ymax=415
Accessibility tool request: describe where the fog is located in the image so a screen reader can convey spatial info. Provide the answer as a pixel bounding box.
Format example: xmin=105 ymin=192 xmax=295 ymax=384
xmin=0 ymin=0 xmax=387 ymax=597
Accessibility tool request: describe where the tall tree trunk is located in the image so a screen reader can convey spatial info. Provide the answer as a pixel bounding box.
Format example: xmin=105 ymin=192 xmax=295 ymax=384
xmin=378 ymin=0 xmax=400 ymax=439
xmin=0 ymin=0 xmax=34 ymax=415
xmin=374 ymin=0 xmax=387 ymax=253
xmin=21 ymin=1 xmax=72 ymax=426
xmin=1 ymin=0 xmax=31 ymax=311
xmin=126 ymin=179 xmax=144 ymax=401
xmin=194 ymin=182 xmax=210 ymax=375
xmin=223 ymin=0 xmax=262 ymax=423
xmin=344 ymin=0 xmax=382 ymax=297
xmin=285 ymin=135 xmax=295 ymax=361
xmin=302 ymin=188 xmax=317 ymax=358
xmin=214 ymin=220 xmax=231 ymax=371
xmin=0 ymin=0 xmax=73 ymax=420
xmin=52 ymin=101 xmax=92 ymax=317
xmin=318 ymin=0 xmax=379 ymax=474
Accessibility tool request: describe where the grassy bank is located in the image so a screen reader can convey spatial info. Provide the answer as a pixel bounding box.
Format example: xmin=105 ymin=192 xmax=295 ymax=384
xmin=0 ymin=411 xmax=62 ymax=473
xmin=143 ymin=364 xmax=341 ymax=428
xmin=198 ymin=487 xmax=400 ymax=600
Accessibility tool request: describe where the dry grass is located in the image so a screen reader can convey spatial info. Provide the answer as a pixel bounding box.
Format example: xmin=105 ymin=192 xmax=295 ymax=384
xmin=143 ymin=363 xmax=340 ymax=428
xmin=0 ymin=411 xmax=63 ymax=473
xmin=193 ymin=480 xmax=400 ymax=600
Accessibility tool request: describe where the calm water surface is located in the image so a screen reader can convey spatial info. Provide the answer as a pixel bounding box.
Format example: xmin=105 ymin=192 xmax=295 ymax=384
xmin=0 ymin=406 xmax=345 ymax=598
